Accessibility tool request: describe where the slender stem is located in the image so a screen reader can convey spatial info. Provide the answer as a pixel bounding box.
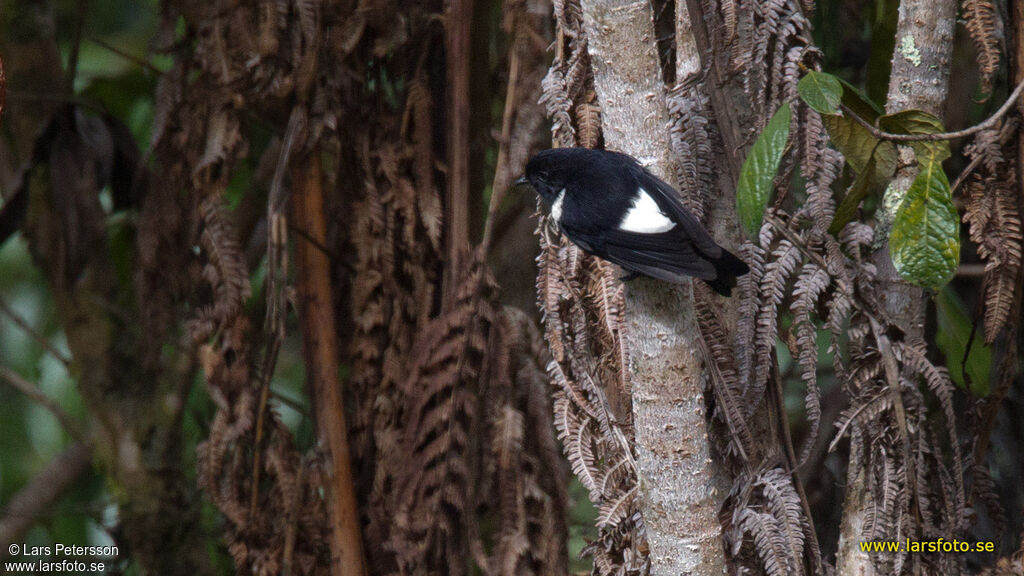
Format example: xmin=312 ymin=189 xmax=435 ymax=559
xmin=0 ymin=366 xmax=84 ymax=442
xmin=87 ymin=36 xmax=162 ymax=75
xmin=291 ymin=151 xmax=366 ymax=576
xmin=839 ymin=78 xmax=1024 ymax=143
xmin=66 ymin=0 xmax=89 ymax=92
xmin=0 ymin=298 xmax=72 ymax=368
xmin=770 ymin=356 xmax=822 ymax=573
xmin=0 ymin=55 xmax=6 ymax=121
xmin=481 ymin=46 xmax=521 ymax=255
xmin=444 ymin=0 xmax=472 ymax=311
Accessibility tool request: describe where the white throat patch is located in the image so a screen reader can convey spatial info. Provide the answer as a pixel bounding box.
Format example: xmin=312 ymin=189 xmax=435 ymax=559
xmin=550 ymin=189 xmax=566 ymax=221
xmin=619 ymin=188 xmax=675 ymax=233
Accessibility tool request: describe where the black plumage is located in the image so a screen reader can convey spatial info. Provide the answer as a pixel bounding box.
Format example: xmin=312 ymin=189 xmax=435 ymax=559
xmin=520 ymin=148 xmax=749 ymax=296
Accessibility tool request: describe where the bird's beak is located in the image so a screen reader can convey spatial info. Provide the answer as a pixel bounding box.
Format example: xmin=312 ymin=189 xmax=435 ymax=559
xmin=512 ymin=175 xmax=530 ymax=189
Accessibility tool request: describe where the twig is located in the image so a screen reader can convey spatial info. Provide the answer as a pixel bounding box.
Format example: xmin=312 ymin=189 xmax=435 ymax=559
xmin=769 ymin=354 xmax=823 ymax=574
xmin=0 ymin=366 xmax=84 ymax=442
xmin=66 ymin=0 xmax=89 ymax=92
xmin=0 ymin=298 xmax=72 ymax=368
xmin=868 ymin=318 xmax=924 ymax=539
xmin=0 ymin=55 xmax=6 ymax=122
xmin=955 ymin=263 xmax=988 ymax=277
xmin=839 ymin=77 xmax=1024 ymax=143
xmin=272 ymin=389 xmax=309 ymax=416
xmin=289 ymin=224 xmax=339 ymax=261
xmin=0 ymin=442 xmax=92 ymax=553
xmin=481 ymin=46 xmax=521 ymax=254
xmin=250 ymin=113 xmax=305 ymax=514
xmin=950 ymin=154 xmax=986 ymax=196
xmin=950 ymin=117 xmax=1019 ymax=195
xmin=87 ymin=36 xmax=162 ymax=75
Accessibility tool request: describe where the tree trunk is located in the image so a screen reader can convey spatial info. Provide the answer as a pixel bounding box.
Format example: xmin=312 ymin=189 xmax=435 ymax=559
xmin=579 ymin=1 xmax=728 ymax=573
xmin=292 ymin=152 xmax=367 ymax=576
xmin=835 ymin=0 xmax=957 ymax=573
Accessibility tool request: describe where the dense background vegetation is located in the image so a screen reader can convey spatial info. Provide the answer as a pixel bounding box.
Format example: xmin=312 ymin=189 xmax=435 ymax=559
xmin=0 ymin=0 xmax=1022 ymax=574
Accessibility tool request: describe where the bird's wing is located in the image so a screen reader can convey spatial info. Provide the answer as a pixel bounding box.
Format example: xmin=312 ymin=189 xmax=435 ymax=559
xmin=629 ymin=165 xmax=723 ymax=259
xmin=565 ymin=225 xmax=718 ymax=281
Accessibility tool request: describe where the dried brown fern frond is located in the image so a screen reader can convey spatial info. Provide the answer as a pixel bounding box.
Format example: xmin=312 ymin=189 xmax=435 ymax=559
xmin=961 ymin=0 xmax=1002 ymax=97
xmin=197 ymin=318 xmax=330 ymax=576
xmin=537 ymin=209 xmax=645 ymax=573
xmin=188 ymin=195 xmax=252 ymax=343
xmin=694 ymin=281 xmax=755 ymax=460
xmin=791 ymin=263 xmax=829 ymax=464
xmin=388 ymin=255 xmax=496 ymax=576
xmin=482 ymin=307 xmax=568 ymax=576
xmin=964 ymin=174 xmax=1022 ymax=344
xmin=575 ymin=97 xmax=602 ymax=149
xmin=962 ymin=123 xmax=1022 ymax=344
xmin=540 ymin=66 xmax=578 ymax=148
xmin=757 ymin=467 xmax=808 ymax=575
xmin=667 ymin=80 xmax=717 ymax=218
xmin=799 ymin=106 xmax=842 ymax=236
xmin=534 ymin=5 xmax=648 ymax=568
xmin=750 ymin=235 xmax=801 ymax=411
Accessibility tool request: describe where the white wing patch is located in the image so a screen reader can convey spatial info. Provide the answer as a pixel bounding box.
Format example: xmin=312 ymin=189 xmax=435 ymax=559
xmin=550 ymin=189 xmax=566 ymax=221
xmin=619 ymin=188 xmax=675 ymax=233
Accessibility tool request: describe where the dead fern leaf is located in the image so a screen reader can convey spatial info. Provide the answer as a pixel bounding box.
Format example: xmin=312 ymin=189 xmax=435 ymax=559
xmin=575 ymin=97 xmax=602 ymax=149
xmin=962 ymin=0 xmax=1002 ymax=97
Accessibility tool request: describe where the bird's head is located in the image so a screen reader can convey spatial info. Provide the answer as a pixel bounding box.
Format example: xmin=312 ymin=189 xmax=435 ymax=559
xmin=516 ymin=148 xmax=574 ymax=204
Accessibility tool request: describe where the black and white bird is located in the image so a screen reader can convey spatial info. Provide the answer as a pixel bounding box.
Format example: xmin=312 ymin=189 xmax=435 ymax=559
xmin=518 ymin=148 xmax=749 ymax=296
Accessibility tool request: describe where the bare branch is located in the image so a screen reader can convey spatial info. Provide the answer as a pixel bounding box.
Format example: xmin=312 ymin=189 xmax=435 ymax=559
xmin=0 ymin=297 xmax=72 ymax=368
xmin=0 ymin=366 xmax=84 ymax=442
xmin=839 ymin=78 xmax=1024 ymax=143
xmin=0 ymin=443 xmax=92 ymax=552
xmin=291 ymin=151 xmax=367 ymax=576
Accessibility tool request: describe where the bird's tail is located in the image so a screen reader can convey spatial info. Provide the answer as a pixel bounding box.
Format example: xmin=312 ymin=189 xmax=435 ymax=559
xmin=705 ymin=249 xmax=750 ymax=297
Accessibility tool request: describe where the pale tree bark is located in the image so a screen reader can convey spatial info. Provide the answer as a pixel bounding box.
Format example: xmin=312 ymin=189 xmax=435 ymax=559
xmin=835 ymin=0 xmax=957 ymax=572
xmin=579 ymin=1 xmax=728 ymax=574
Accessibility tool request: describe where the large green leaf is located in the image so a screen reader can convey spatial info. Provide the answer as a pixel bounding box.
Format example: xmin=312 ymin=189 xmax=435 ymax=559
xmin=878 ymin=109 xmax=950 ymax=164
xmin=737 ymin=102 xmax=792 ymax=235
xmin=798 ymin=71 xmax=842 ymax=115
xmin=820 ymin=82 xmax=898 ymax=237
xmin=889 ymin=153 xmax=960 ymax=290
xmin=821 ymin=115 xmax=897 ymax=237
xmin=822 ymin=115 xmax=898 ymax=178
xmin=935 ymin=287 xmax=992 ymax=396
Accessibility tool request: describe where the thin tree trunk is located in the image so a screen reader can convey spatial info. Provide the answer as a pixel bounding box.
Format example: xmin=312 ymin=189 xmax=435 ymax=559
xmin=291 ymin=152 xmax=367 ymax=576
xmin=579 ymin=1 xmax=728 ymax=573
xmin=445 ymin=0 xmax=472 ymax=311
xmin=835 ymin=0 xmax=957 ymax=573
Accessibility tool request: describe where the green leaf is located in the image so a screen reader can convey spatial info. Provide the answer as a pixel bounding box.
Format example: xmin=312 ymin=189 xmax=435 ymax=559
xmin=889 ymin=154 xmax=960 ymax=290
xmin=821 ymin=114 xmax=898 ymax=237
xmin=798 ymin=71 xmax=842 ymax=115
xmin=877 ymin=109 xmax=950 ymax=164
xmin=935 ymin=288 xmax=991 ymax=396
xmin=828 ymin=155 xmax=877 ymax=236
xmin=737 ymin=102 xmax=792 ymax=235
xmin=821 ymin=115 xmax=898 ymax=178
xmin=836 ymin=77 xmax=884 ymax=120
